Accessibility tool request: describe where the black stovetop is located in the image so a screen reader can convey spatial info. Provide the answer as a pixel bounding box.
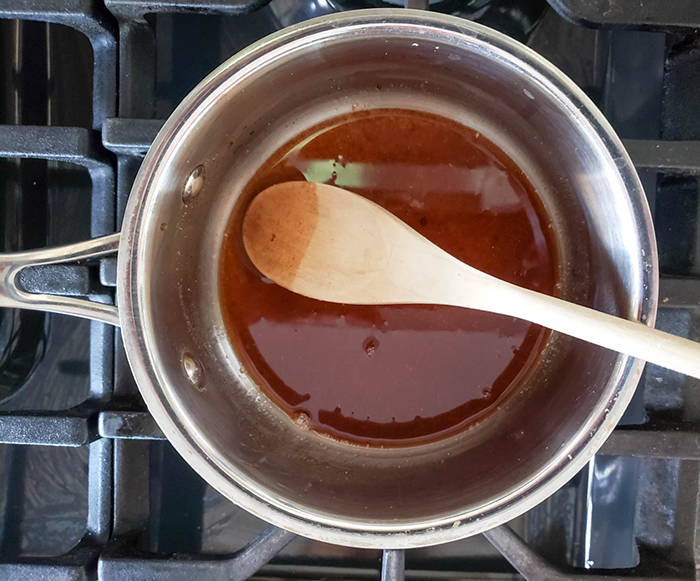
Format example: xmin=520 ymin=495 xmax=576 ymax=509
xmin=0 ymin=0 xmax=699 ymax=579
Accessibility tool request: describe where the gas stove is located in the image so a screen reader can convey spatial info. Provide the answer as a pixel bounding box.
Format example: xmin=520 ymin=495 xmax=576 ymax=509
xmin=0 ymin=0 xmax=700 ymax=579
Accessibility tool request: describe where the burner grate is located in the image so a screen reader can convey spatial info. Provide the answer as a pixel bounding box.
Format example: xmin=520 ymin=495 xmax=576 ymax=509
xmin=0 ymin=0 xmax=699 ymax=579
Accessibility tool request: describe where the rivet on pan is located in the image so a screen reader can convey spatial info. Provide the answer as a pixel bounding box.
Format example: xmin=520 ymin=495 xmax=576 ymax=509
xmin=182 ymin=353 xmax=205 ymax=391
xmin=182 ymin=165 xmax=205 ymax=204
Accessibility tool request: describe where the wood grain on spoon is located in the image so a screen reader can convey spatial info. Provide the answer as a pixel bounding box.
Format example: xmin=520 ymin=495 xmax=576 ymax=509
xmin=242 ymin=181 xmax=319 ymax=290
xmin=243 ymin=181 xmax=700 ymax=379
xmin=243 ymin=181 xmax=475 ymax=306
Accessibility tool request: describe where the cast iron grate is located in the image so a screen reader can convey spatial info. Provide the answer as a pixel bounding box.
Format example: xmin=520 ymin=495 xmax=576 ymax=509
xmin=0 ymin=0 xmax=699 ymax=579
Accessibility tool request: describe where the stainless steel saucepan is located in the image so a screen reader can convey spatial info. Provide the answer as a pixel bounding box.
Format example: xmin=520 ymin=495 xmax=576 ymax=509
xmin=0 ymin=10 xmax=657 ymax=548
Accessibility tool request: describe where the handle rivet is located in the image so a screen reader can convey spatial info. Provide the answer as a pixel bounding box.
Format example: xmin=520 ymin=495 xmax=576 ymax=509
xmin=182 ymin=353 xmax=205 ymax=391
xmin=183 ymin=165 xmax=205 ymax=204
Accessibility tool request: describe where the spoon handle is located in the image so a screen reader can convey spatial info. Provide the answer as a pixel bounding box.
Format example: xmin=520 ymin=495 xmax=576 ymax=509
xmin=492 ymin=284 xmax=700 ymax=379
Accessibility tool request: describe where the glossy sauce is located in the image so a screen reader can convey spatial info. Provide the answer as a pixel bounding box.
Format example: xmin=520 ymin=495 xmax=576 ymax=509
xmin=220 ymin=109 xmax=558 ymax=447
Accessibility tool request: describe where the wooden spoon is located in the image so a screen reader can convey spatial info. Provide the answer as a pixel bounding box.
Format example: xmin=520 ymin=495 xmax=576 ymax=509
xmin=243 ymin=181 xmax=700 ymax=379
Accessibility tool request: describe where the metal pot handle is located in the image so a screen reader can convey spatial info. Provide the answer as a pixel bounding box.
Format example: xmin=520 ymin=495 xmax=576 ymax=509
xmin=0 ymin=234 xmax=121 ymax=327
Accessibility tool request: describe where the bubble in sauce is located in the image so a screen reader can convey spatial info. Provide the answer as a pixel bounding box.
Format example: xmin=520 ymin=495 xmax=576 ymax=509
xmin=362 ymin=336 xmax=380 ymax=357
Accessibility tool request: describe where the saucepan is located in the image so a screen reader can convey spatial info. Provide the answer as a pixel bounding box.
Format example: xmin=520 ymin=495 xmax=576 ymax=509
xmin=0 ymin=9 xmax=657 ymax=548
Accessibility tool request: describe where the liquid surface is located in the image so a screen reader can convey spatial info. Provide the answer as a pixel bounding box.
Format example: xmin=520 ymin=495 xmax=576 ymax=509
xmin=220 ymin=109 xmax=557 ymax=446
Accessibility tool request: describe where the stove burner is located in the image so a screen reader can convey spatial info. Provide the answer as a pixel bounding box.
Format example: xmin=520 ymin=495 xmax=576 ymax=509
xmin=323 ymin=0 xmax=547 ymax=41
xmin=0 ymin=1 xmax=699 ymax=579
xmin=327 ymin=0 xmax=470 ymax=8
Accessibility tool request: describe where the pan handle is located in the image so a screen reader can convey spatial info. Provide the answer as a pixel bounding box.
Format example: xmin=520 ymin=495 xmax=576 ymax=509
xmin=0 ymin=234 xmax=121 ymax=327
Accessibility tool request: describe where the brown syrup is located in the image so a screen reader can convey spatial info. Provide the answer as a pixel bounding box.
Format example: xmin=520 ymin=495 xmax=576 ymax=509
xmin=219 ymin=109 xmax=558 ymax=447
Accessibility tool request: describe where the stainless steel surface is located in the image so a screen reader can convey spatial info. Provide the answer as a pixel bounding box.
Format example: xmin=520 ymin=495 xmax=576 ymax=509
xmin=0 ymin=234 xmax=120 ymax=326
xmin=381 ymin=549 xmax=406 ymax=581
xmin=117 ymin=9 xmax=657 ymax=547
xmin=0 ymin=9 xmax=658 ymax=549
xmin=404 ymin=0 xmax=429 ymax=9
xmin=576 ymin=456 xmax=640 ymax=568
